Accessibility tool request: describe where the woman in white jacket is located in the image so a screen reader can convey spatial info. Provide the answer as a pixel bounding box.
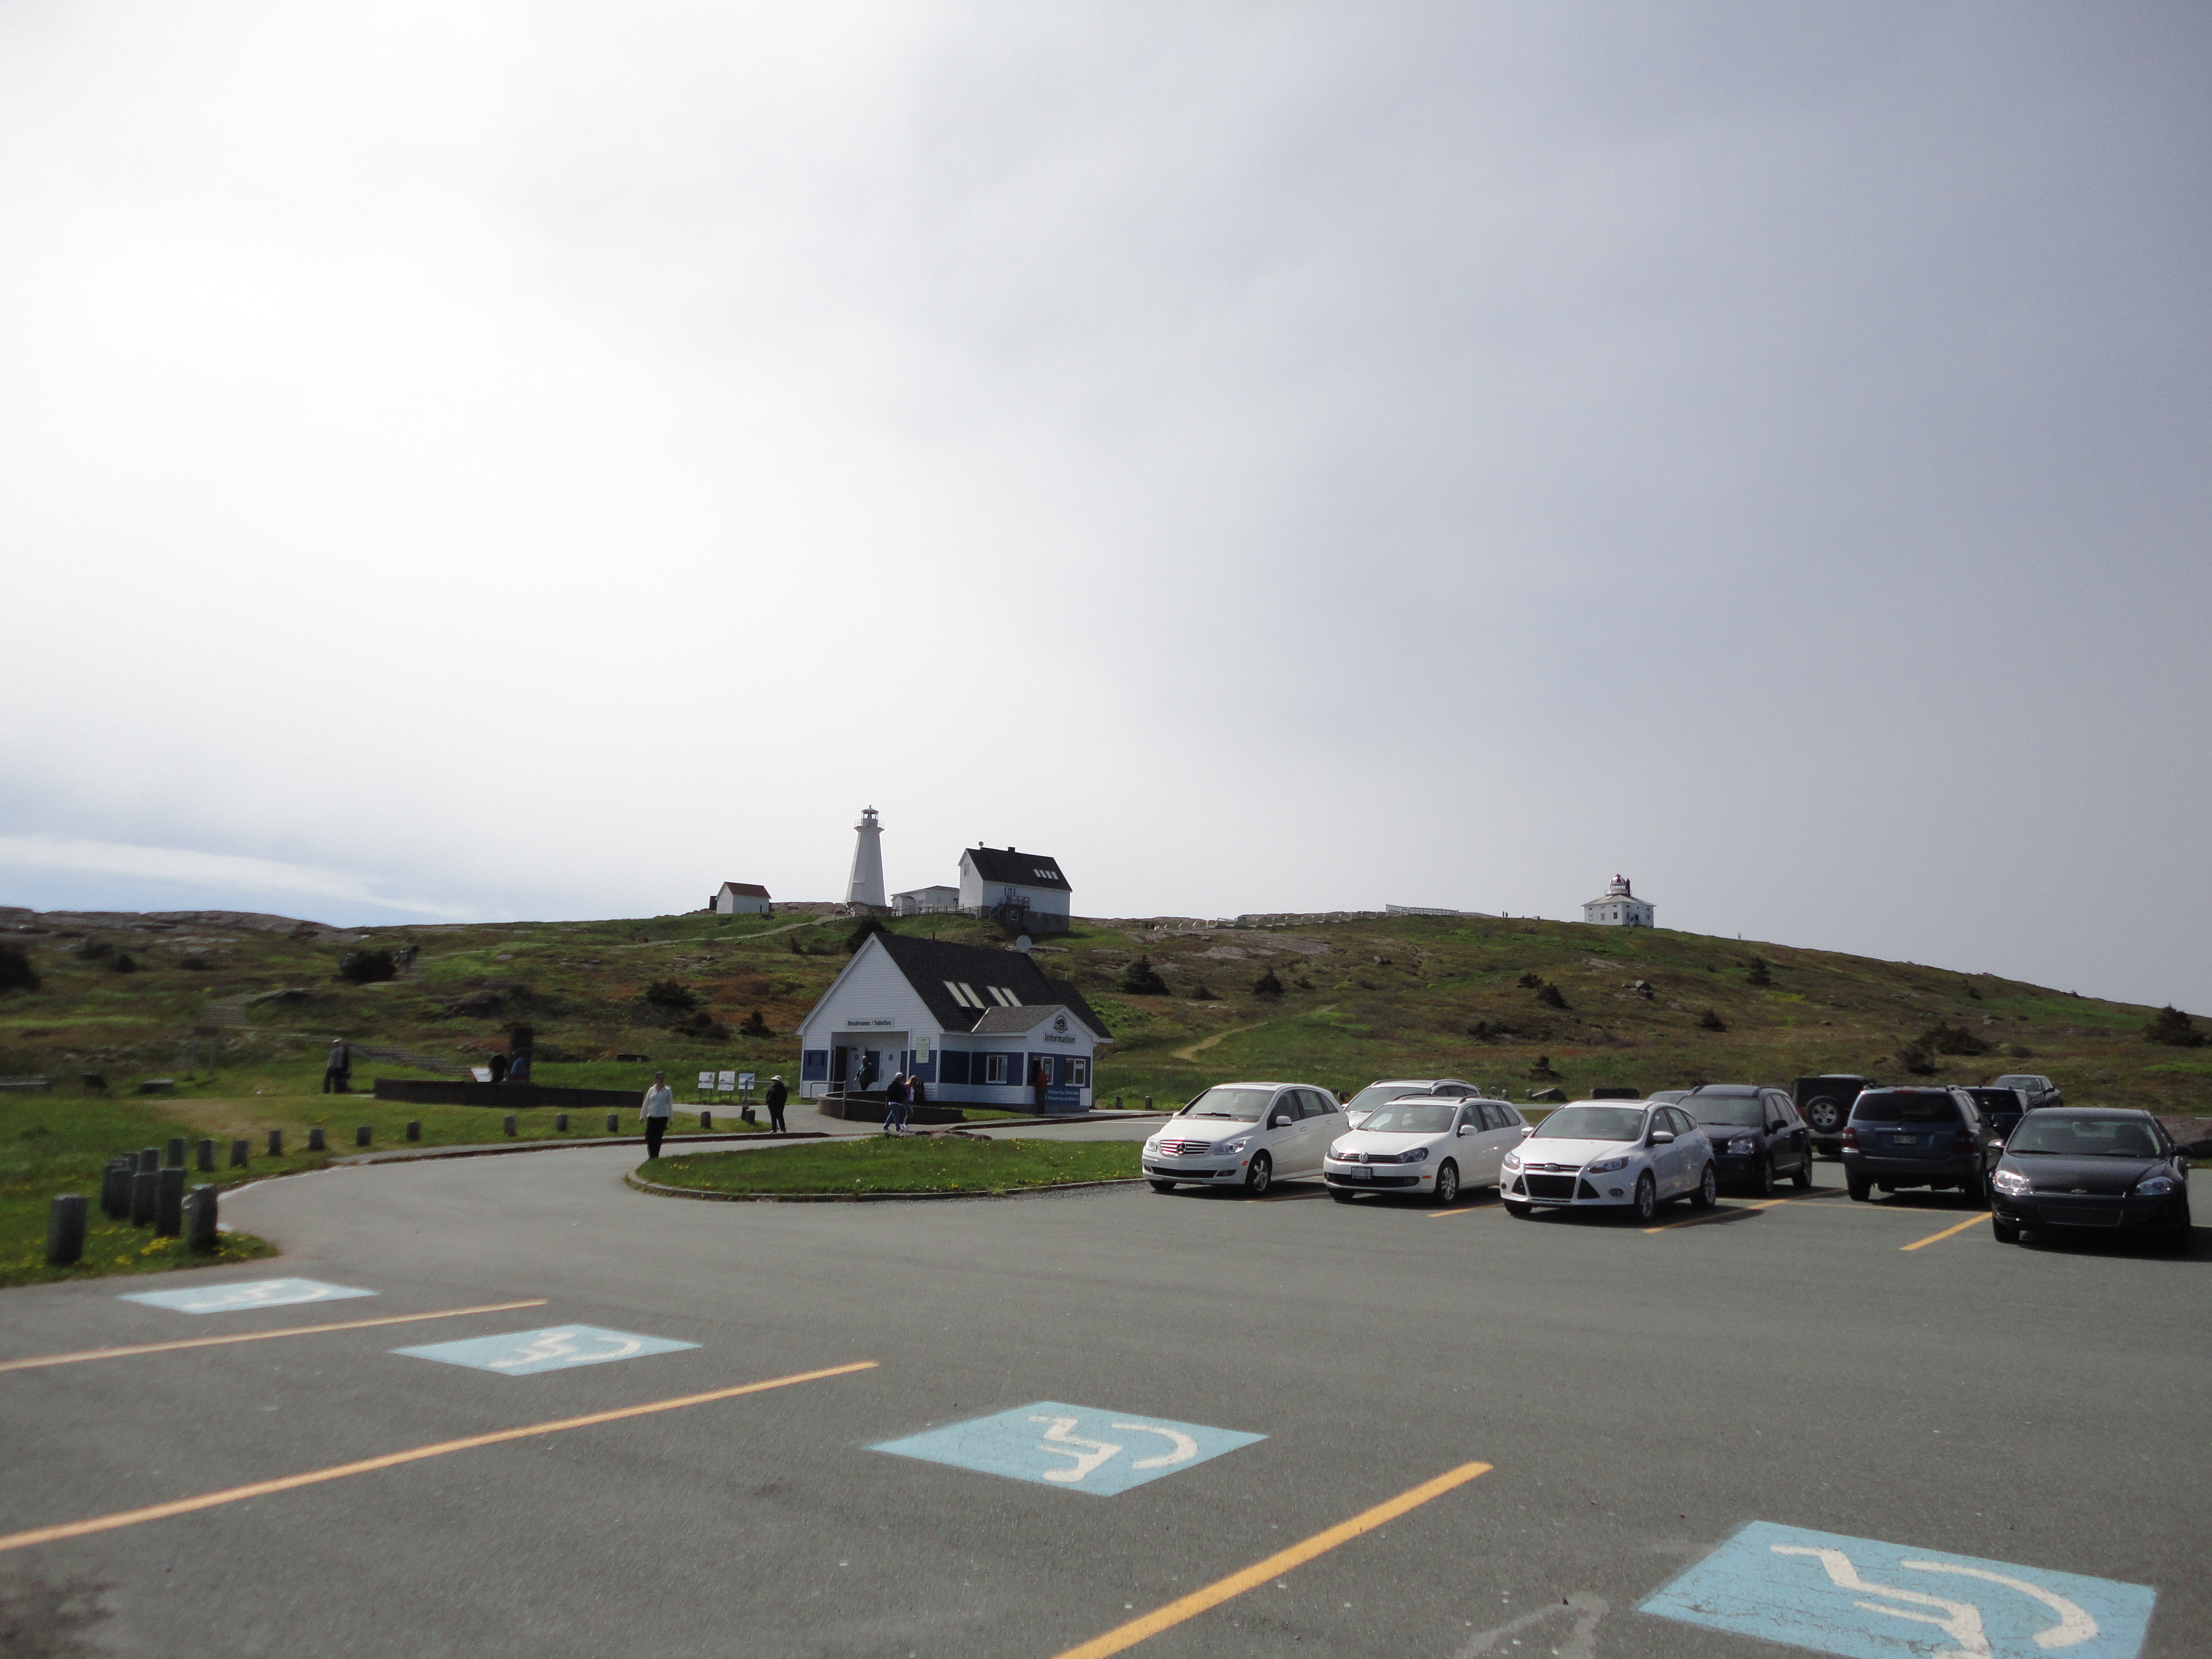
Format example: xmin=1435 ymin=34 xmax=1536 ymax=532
xmin=640 ymin=1072 xmax=675 ymax=1159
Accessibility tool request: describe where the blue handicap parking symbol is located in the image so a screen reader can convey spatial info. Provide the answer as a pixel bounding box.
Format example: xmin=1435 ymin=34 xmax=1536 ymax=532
xmin=1642 ymin=1519 xmax=2156 ymax=1659
xmin=119 ymin=1278 xmax=377 ymax=1315
xmin=870 ymin=1401 xmax=1264 ymax=1496
xmin=392 ymin=1325 xmax=699 ymax=1377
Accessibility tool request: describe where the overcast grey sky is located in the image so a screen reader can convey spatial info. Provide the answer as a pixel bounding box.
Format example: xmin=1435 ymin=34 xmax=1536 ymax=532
xmin=3 ymin=3 xmax=2206 ymax=1009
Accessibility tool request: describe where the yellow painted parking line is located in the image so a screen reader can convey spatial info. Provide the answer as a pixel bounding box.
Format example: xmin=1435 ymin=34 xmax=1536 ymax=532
xmin=0 ymin=1359 xmax=878 ymax=1555
xmin=1901 ymin=1214 xmax=1987 ymax=1251
xmin=1050 ymin=1460 xmax=1492 ymax=1659
xmin=0 ymin=1300 xmax=552 ymax=1374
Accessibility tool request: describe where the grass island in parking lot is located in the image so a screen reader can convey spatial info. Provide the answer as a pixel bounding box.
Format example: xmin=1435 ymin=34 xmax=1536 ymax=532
xmin=636 ymin=1136 xmax=1141 ymax=1197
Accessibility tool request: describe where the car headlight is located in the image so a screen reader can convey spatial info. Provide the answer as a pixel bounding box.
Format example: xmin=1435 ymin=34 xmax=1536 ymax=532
xmin=1399 ymin=1146 xmax=1429 ymax=1164
xmin=1501 ymin=1152 xmax=1521 ymax=1171
xmin=2133 ymin=1175 xmax=2178 ymax=1198
xmin=1220 ymin=1138 xmax=1249 ymax=1156
xmin=1328 ymin=1143 xmax=1349 ymax=1160
xmin=1585 ymin=1156 xmax=1629 ymax=1174
xmin=1727 ymin=1136 xmax=1757 ymax=1155
xmin=1991 ymin=1168 xmax=2032 ymax=1196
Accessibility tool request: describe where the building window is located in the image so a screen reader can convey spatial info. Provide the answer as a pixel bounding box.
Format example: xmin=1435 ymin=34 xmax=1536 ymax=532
xmin=1070 ymin=1058 xmax=1089 ymax=1088
xmin=984 ymin=1053 xmax=1011 ymax=1085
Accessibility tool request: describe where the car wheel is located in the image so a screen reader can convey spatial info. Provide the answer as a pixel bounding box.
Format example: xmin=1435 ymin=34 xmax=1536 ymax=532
xmin=1847 ymin=1174 xmax=1871 ymax=1202
xmin=1148 ymin=1180 xmax=1177 ymax=1194
xmin=1632 ymin=1173 xmax=1657 ymax=1223
xmin=1504 ymin=1200 xmax=1533 ymax=1219
xmin=1754 ymin=1156 xmax=1776 ymax=1198
xmin=1806 ymin=1098 xmax=1843 ymax=1135
xmin=1792 ymin=1152 xmax=1814 ymax=1189
xmin=1991 ymin=1217 xmax=2020 ymax=1243
xmin=1245 ymin=1152 xmax=1272 ymax=1196
xmin=1692 ymin=1162 xmax=1718 ymax=1209
xmin=1432 ymin=1161 xmax=1460 ymax=1206
xmin=1958 ymin=1168 xmax=1987 ymax=1209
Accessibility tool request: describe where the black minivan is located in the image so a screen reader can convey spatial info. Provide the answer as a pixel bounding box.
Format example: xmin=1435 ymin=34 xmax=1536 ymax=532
xmin=1842 ymin=1087 xmax=1990 ymax=1205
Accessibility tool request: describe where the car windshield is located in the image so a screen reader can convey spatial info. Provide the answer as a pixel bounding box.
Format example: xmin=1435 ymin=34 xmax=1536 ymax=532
xmin=1357 ymin=1103 xmax=1457 ymax=1135
xmin=1683 ymin=1094 xmax=1764 ymax=1127
xmin=1966 ymin=1090 xmax=2022 ymax=1110
xmin=2005 ymin=1116 xmax=2163 ymax=1158
xmin=1852 ymin=1092 xmax=1960 ymax=1124
xmin=1992 ymin=1076 xmax=2040 ymax=1091
xmin=1532 ymin=1106 xmax=1646 ymax=1143
xmin=1344 ymin=1083 xmax=1435 ymax=1116
xmin=1178 ymin=1086 xmax=1271 ymax=1122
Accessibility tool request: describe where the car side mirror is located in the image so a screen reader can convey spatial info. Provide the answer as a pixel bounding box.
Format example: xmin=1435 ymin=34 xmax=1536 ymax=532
xmin=1268 ymin=1114 xmax=1290 ymax=1129
xmin=1458 ymin=1124 xmax=1473 ymax=1136
xmin=1650 ymin=1130 xmax=1676 ymax=1145
xmin=1519 ymin=1125 xmax=1535 ymax=1138
xmin=1768 ymin=1121 xmax=1785 ymax=1134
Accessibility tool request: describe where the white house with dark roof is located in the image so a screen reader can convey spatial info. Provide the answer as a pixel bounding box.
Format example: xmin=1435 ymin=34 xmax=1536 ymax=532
xmin=1582 ymin=875 xmax=1654 ymax=928
xmin=795 ymin=932 xmax=1110 ymax=1110
xmin=711 ymin=881 xmax=773 ymax=916
xmin=958 ymin=845 xmax=1072 ymax=932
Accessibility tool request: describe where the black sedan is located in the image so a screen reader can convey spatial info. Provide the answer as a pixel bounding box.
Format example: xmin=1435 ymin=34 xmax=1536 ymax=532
xmin=1679 ymin=1084 xmax=1816 ymax=1195
xmin=1988 ymin=1107 xmax=2192 ymax=1251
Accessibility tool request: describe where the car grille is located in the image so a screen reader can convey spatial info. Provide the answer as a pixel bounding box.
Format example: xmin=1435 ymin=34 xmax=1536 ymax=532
xmin=1524 ymin=1161 xmax=1579 ymax=1172
xmin=1328 ymin=1173 xmax=1419 ymax=1188
xmin=1524 ymin=1174 xmax=1578 ymax=1200
xmin=2036 ymin=1199 xmax=2123 ymax=1227
xmin=1155 ymin=1140 xmax=1211 ymax=1157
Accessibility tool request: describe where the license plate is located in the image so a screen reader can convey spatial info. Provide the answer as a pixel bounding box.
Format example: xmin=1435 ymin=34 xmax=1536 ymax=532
xmin=1347 ymin=1166 xmax=1371 ymax=1181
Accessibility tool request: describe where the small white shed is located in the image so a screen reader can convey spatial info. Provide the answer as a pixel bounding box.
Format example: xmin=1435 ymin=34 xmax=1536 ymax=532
xmin=713 ymin=882 xmax=774 ymax=917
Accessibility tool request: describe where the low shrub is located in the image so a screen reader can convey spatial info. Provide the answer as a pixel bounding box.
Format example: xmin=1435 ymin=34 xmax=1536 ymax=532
xmin=1746 ymin=957 xmax=1773 ymax=987
xmin=738 ymin=1009 xmax=774 ymax=1037
xmin=1697 ymin=1009 xmax=1726 ymax=1032
xmin=108 ymin=953 xmax=139 ymax=974
xmin=1534 ymin=983 xmax=1569 ymax=1011
xmin=645 ymin=979 xmax=699 ymax=1012
xmin=338 ymin=948 xmax=396 ymax=984
xmin=0 ymin=944 xmax=38 ymax=993
xmin=1515 ymin=971 xmax=1544 ymax=989
xmin=1917 ymin=1022 xmax=1990 ymax=1056
xmin=1120 ymin=955 xmax=1170 ymax=996
xmin=1252 ymin=968 xmax=1285 ymax=998
xmin=2144 ymin=1005 xmax=2205 ymax=1048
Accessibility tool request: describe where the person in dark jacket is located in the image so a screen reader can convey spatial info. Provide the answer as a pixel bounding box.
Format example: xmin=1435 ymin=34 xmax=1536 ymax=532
xmin=764 ymin=1075 xmax=789 ymax=1134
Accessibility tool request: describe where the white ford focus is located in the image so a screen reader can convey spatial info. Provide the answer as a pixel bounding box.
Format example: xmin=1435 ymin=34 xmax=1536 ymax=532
xmin=1499 ymin=1100 xmax=1718 ymax=1222
xmin=1323 ymin=1095 xmax=1529 ymax=1205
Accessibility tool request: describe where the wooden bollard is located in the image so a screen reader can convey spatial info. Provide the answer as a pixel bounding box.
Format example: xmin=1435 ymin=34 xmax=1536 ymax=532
xmin=229 ymin=1139 xmax=249 ymax=1168
xmin=1144 ymin=1096 xmax=1153 ymax=1111
xmin=138 ymin=1146 xmax=159 ymax=1173
xmin=166 ymin=1138 xmax=186 ymax=1168
xmin=605 ymin=1113 xmax=619 ymax=1133
xmin=1115 ymin=1095 xmax=1123 ymax=1110
xmin=503 ymin=1114 xmax=517 ymax=1137
xmin=267 ymin=1128 xmax=283 ymax=1157
xmin=306 ymin=1127 xmax=326 ymax=1152
xmin=155 ymin=1166 xmax=185 ymax=1237
xmin=555 ymin=1113 xmax=568 ymax=1132
xmin=47 ymin=1194 xmax=87 ymax=1265
xmin=699 ymin=1110 xmax=712 ymax=1130
xmin=185 ymin=1184 xmax=219 ymax=1253
xmin=196 ymin=1139 xmax=216 ymax=1172
xmin=101 ymin=1157 xmax=132 ymax=1219
xmin=405 ymin=1121 xmax=421 ymax=1142
xmin=355 ymin=1125 xmax=372 ymax=1148
xmin=130 ymin=1168 xmax=158 ymax=1226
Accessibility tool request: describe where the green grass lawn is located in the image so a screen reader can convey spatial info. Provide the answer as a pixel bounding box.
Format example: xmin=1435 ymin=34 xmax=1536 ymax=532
xmin=641 ymin=1136 xmax=1141 ymax=1195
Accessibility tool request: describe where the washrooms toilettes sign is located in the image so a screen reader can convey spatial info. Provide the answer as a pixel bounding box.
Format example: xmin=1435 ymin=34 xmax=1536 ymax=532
xmin=1642 ymin=1520 xmax=2156 ymax=1659
xmin=872 ymin=1401 xmax=1265 ymax=1495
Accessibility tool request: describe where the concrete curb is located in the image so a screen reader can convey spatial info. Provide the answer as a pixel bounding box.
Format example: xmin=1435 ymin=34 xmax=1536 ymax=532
xmin=623 ymin=1169 xmax=1148 ymax=1204
xmin=336 ymin=1131 xmax=832 ymax=1167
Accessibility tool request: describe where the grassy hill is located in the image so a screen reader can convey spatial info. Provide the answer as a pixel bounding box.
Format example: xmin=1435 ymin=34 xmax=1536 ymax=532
xmin=2 ymin=903 xmax=2205 ymax=1114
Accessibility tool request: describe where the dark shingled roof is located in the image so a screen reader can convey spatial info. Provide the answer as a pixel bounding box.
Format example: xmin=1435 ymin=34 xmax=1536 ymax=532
xmin=871 ymin=932 xmax=1109 ymax=1040
xmin=961 ymin=846 xmax=1071 ymax=892
xmin=718 ymin=882 xmax=772 ymax=898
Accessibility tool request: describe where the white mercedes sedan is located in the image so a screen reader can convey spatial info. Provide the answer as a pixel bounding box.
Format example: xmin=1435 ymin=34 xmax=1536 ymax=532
xmin=1499 ymin=1100 xmax=1718 ymax=1222
xmin=1323 ymin=1096 xmax=1529 ymax=1206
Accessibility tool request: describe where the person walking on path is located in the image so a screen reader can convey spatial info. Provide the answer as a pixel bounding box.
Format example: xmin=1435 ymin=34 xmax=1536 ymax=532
xmin=764 ymin=1075 xmax=789 ymax=1134
xmin=640 ymin=1071 xmax=675 ymax=1159
xmin=323 ymin=1038 xmax=351 ymax=1094
xmin=882 ymin=1072 xmax=910 ymax=1135
xmin=1032 ymin=1059 xmax=1051 ymax=1113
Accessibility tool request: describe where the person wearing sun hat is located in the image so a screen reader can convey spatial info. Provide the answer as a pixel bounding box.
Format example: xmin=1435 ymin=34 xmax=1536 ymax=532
xmin=764 ymin=1074 xmax=789 ymax=1133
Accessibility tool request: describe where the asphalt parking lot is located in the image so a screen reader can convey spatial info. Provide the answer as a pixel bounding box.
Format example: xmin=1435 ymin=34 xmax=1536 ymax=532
xmin=2 ymin=1142 xmax=2205 ymax=1658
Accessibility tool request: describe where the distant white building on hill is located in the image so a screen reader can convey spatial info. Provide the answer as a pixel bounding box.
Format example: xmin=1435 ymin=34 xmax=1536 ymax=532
xmin=958 ymin=845 xmax=1072 ymax=933
xmin=895 ymin=885 xmax=960 ymax=917
xmin=712 ymin=882 xmax=773 ymax=916
xmin=1583 ymin=875 xmax=1654 ymax=928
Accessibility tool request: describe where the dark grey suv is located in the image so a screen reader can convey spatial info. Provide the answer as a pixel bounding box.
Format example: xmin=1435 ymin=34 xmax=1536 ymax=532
xmin=1679 ymin=1085 xmax=1815 ymax=1195
xmin=1842 ymin=1087 xmax=1990 ymax=1206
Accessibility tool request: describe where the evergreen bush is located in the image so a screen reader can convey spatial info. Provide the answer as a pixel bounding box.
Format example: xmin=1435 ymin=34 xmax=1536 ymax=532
xmin=1697 ymin=1009 xmax=1726 ymax=1032
xmin=645 ymin=979 xmax=699 ymax=1012
xmin=0 ymin=944 xmax=38 ymax=993
xmin=1253 ymin=968 xmax=1286 ymax=997
xmin=1120 ymin=955 xmax=1169 ymax=996
xmin=739 ymin=1009 xmax=774 ymax=1037
xmin=1746 ymin=957 xmax=1773 ymax=987
xmin=1534 ymin=982 xmax=1569 ymax=1010
xmin=1917 ymin=1022 xmax=1990 ymax=1056
xmin=338 ymin=948 xmax=397 ymax=984
xmin=2144 ymin=1005 xmax=2205 ymax=1047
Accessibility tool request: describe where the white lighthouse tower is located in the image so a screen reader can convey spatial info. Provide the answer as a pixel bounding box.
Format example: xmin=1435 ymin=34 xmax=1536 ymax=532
xmin=845 ymin=806 xmax=887 ymax=909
